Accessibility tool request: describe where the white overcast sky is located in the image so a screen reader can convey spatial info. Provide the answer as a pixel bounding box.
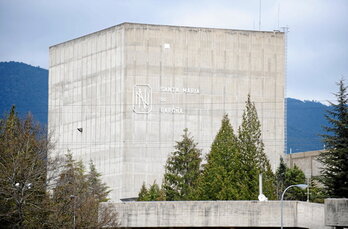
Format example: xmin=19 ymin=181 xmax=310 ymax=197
xmin=0 ymin=0 xmax=347 ymax=102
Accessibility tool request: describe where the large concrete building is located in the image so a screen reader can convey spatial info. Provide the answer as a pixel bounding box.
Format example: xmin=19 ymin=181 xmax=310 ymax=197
xmin=286 ymin=150 xmax=324 ymax=179
xmin=48 ymin=23 xmax=285 ymax=202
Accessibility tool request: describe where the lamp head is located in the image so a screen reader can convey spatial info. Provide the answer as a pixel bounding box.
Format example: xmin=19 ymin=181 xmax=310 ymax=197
xmin=295 ymin=184 xmax=308 ymax=190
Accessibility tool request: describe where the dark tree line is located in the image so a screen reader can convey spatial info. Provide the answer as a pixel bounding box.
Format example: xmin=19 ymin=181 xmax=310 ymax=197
xmin=0 ymin=107 xmax=49 ymax=227
xmin=0 ymin=106 xmax=118 ymax=228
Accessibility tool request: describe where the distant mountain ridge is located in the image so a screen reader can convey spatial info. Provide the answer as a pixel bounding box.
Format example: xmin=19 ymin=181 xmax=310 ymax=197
xmin=286 ymin=98 xmax=328 ymax=153
xmin=0 ymin=61 xmax=48 ymax=124
xmin=0 ymin=61 xmax=328 ymax=153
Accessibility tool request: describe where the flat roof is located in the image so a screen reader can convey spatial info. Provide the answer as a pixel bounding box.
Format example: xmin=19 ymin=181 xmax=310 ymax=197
xmin=50 ymin=22 xmax=284 ymax=48
xmin=287 ymin=150 xmax=324 ymax=158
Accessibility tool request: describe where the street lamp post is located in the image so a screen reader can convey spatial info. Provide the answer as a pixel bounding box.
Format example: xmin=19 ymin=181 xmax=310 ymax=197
xmin=280 ymin=184 xmax=308 ymax=229
xmin=70 ymin=195 xmax=76 ymax=229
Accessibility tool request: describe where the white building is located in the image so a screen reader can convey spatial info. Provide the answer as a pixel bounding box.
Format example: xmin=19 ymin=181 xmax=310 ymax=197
xmin=49 ymin=23 xmax=285 ymax=201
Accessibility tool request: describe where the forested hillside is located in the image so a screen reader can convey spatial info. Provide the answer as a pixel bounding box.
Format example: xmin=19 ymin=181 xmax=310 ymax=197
xmin=0 ymin=61 xmax=48 ymax=124
xmin=286 ymin=98 xmax=328 ymax=153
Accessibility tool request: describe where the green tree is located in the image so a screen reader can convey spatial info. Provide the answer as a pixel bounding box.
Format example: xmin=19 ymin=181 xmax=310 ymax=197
xmin=137 ymin=183 xmax=149 ymax=201
xmin=284 ymin=165 xmax=306 ymax=201
xmin=319 ymin=79 xmax=348 ymax=197
xmin=137 ymin=182 xmax=165 ymax=201
xmin=162 ymin=128 xmax=202 ymax=200
xmin=87 ymin=161 xmax=110 ymax=202
xmin=48 ymin=153 xmax=118 ymax=228
xmin=48 ymin=153 xmax=87 ymax=228
xmin=148 ymin=182 xmax=165 ymax=201
xmin=275 ymin=159 xmax=308 ymax=201
xmin=275 ymin=157 xmax=287 ymax=199
xmin=0 ymin=106 xmax=49 ymax=228
xmin=195 ymin=114 xmax=242 ymax=200
xmin=196 ymin=97 xmax=276 ymax=200
xmin=308 ymin=177 xmax=325 ymax=203
xmin=237 ymin=95 xmax=276 ymax=200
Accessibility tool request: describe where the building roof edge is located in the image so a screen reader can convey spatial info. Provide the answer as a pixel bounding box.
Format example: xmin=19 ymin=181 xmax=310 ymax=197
xmin=49 ymin=22 xmax=284 ymax=49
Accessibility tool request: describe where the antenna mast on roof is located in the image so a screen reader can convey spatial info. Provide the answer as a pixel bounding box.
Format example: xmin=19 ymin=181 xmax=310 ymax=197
xmin=281 ymin=26 xmax=289 ymax=156
xmin=278 ymin=2 xmax=280 ymax=29
xmin=259 ymin=0 xmax=262 ymax=30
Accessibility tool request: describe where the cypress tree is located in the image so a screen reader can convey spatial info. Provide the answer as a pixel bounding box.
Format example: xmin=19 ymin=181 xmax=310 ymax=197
xmin=148 ymin=182 xmax=166 ymax=201
xmin=196 ymin=114 xmax=242 ymax=200
xmin=137 ymin=183 xmax=149 ymax=201
xmin=237 ymin=95 xmax=276 ymax=200
xmin=319 ymin=79 xmax=348 ymax=197
xmin=162 ymin=128 xmax=202 ymax=200
xmin=137 ymin=182 xmax=165 ymax=201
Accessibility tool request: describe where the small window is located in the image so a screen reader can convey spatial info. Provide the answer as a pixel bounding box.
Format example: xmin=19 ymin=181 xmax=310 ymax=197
xmin=163 ymin=43 xmax=170 ymax=49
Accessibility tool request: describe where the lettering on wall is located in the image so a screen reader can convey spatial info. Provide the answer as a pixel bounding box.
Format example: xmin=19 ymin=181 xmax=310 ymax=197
xmin=160 ymin=107 xmax=183 ymax=114
xmin=160 ymin=87 xmax=200 ymax=94
xmin=132 ymin=85 xmax=200 ymax=114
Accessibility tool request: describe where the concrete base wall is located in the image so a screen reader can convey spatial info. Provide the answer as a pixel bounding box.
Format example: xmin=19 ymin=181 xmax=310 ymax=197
xmin=325 ymin=198 xmax=348 ymax=227
xmin=103 ymin=201 xmax=328 ymax=228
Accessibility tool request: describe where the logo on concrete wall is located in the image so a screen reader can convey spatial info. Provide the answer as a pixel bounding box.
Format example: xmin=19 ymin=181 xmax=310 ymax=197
xmin=133 ymin=85 xmax=152 ymax=114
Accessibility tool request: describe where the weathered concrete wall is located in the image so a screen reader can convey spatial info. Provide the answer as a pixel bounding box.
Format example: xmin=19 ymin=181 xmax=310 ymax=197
xmin=49 ymin=23 xmax=285 ymax=202
xmin=49 ymin=25 xmax=126 ymax=201
xmin=121 ymin=24 xmax=285 ymax=199
xmin=286 ymin=150 xmax=323 ymax=178
xmin=325 ymin=198 xmax=348 ymax=227
xmin=104 ymin=201 xmax=327 ymax=228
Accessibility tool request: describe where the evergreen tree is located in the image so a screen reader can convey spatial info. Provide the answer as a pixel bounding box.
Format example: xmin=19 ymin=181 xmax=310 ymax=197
xmin=275 ymin=159 xmax=309 ymax=201
xmin=237 ymin=95 xmax=276 ymax=200
xmin=137 ymin=182 xmax=165 ymax=201
xmin=195 ymin=114 xmax=242 ymax=200
xmin=0 ymin=106 xmax=49 ymax=228
xmin=319 ymin=79 xmax=348 ymax=197
xmin=275 ymin=157 xmax=287 ymax=199
xmin=284 ymin=165 xmax=306 ymax=201
xmin=308 ymin=177 xmax=326 ymax=203
xmin=49 ymin=153 xmax=118 ymax=228
xmin=137 ymin=183 xmax=149 ymax=201
xmin=162 ymin=128 xmax=202 ymax=200
xmin=49 ymin=153 xmax=87 ymax=228
xmin=148 ymin=182 xmax=166 ymax=201
xmin=87 ymin=161 xmax=110 ymax=202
